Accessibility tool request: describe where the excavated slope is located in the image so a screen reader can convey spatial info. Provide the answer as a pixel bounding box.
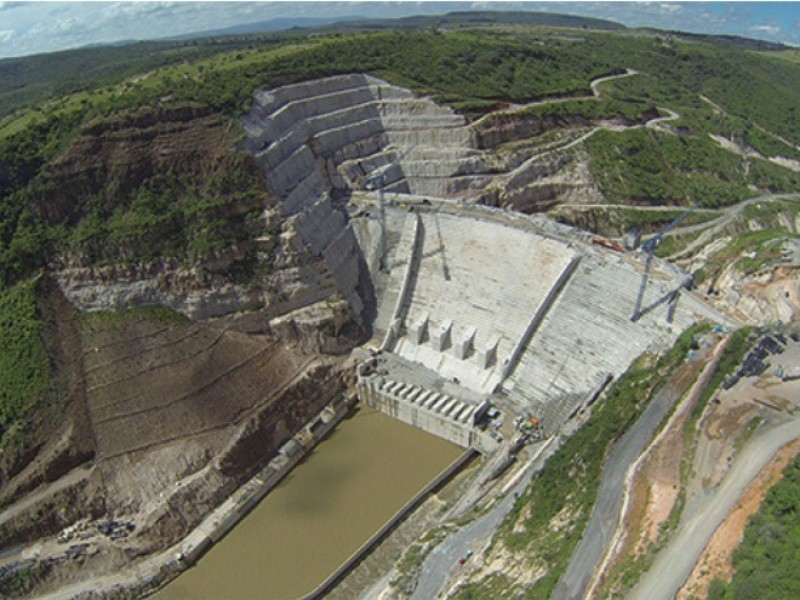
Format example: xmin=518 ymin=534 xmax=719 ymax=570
xmin=0 ymin=303 xmax=348 ymax=557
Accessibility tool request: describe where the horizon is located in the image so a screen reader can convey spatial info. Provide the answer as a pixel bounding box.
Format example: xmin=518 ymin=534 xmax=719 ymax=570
xmin=0 ymin=1 xmax=798 ymax=60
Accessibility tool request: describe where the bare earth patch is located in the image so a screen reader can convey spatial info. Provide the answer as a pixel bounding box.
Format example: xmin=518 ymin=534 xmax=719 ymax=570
xmin=635 ymin=419 xmax=684 ymax=554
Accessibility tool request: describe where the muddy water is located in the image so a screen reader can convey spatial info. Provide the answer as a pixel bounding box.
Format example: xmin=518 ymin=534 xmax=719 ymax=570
xmin=157 ymin=406 xmax=461 ymax=600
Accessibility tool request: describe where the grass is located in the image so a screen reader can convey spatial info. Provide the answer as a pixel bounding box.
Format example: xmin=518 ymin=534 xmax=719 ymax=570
xmin=585 ymin=128 xmax=752 ymax=208
xmin=0 ymin=278 xmax=53 ymax=453
xmin=489 ymin=96 xmax=653 ymax=126
xmin=455 ymin=573 xmax=518 ymax=600
xmin=552 ymin=206 xmax=719 ymax=237
xmin=734 ymin=416 xmax=764 ymax=455
xmin=690 ymin=198 xmax=800 ymax=280
xmin=1 ymin=25 xmax=800 ymax=291
xmin=688 ymin=327 xmax=754 ymax=430
xmin=653 ymin=229 xmax=704 ymax=258
xmin=719 ymin=230 xmax=797 ymax=275
xmin=80 ymin=305 xmax=190 ymax=329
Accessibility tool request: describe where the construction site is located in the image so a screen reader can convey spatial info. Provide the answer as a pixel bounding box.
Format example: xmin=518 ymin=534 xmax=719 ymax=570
xmin=242 ymin=73 xmax=728 ymax=454
xmin=1 ymin=72 xmax=777 ymax=600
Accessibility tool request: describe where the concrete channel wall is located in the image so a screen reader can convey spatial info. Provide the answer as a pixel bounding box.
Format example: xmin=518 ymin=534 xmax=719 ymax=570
xmin=382 ymin=213 xmax=422 ymax=351
xmin=302 ymin=448 xmax=477 ymax=600
xmin=176 ymin=395 xmax=354 ymax=565
xmin=500 ymin=255 xmax=581 ymax=381
xmin=358 ymin=379 xmax=475 ymax=448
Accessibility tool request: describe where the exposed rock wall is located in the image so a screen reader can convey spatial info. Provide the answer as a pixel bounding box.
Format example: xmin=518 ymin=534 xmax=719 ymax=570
xmin=241 ymin=74 xmax=490 ymax=323
xmin=474 ymin=113 xmax=591 ymax=149
xmin=712 ymin=266 xmax=800 ymax=324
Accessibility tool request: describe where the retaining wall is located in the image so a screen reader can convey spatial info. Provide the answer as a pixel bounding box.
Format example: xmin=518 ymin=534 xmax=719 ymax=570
xmin=358 ymin=379 xmax=476 ymax=449
xmin=302 ymin=448 xmax=477 ymax=600
xmin=176 ymin=395 xmax=353 ymax=565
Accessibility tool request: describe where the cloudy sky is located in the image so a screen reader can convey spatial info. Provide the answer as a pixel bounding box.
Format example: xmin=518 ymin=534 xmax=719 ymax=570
xmin=0 ymin=1 xmax=798 ymax=59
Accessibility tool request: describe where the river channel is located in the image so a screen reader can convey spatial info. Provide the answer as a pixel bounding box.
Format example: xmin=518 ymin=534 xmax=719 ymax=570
xmin=157 ymin=405 xmax=461 ymax=600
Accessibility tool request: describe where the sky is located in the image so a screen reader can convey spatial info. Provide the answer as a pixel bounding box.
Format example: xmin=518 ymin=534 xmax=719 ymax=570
xmin=0 ymin=1 xmax=798 ymax=60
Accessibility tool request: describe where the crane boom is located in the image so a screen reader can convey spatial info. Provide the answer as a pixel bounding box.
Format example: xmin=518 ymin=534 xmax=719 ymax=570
xmin=641 ymin=207 xmax=694 ymax=253
xmin=632 ymin=206 xmax=695 ymax=322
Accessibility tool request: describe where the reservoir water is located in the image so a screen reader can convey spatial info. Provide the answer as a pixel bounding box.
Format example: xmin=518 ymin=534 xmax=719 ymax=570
xmin=157 ymin=406 xmax=461 ymax=600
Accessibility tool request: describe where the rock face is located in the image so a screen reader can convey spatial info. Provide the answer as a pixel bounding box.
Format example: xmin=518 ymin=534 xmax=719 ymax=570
xmin=473 ymin=112 xmax=591 ymax=149
xmin=240 ymin=76 xmax=631 ymax=274
xmin=54 ymin=253 xmax=338 ymax=322
xmin=713 ymin=266 xmax=800 ymax=324
xmin=0 ymin=300 xmax=351 ymax=580
xmin=241 ymin=74 xmax=489 ymax=323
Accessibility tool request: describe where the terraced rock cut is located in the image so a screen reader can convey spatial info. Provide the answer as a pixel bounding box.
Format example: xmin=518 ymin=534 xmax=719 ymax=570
xmin=238 ymin=74 xmax=660 ymax=325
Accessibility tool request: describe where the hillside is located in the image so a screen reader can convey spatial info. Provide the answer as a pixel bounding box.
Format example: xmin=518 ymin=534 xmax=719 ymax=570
xmin=0 ymin=12 xmax=798 ymax=597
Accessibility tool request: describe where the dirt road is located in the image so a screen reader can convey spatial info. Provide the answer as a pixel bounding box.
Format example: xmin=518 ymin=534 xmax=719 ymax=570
xmin=629 ymin=415 xmax=800 ymax=600
xmin=666 ymin=193 xmax=799 ymax=260
xmin=471 ymin=69 xmax=638 ymax=128
xmin=551 ymin=358 xmax=699 ymax=600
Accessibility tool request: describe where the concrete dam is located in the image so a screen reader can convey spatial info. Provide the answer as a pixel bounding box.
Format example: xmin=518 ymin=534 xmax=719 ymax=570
xmin=241 ymin=73 xmax=726 ymax=453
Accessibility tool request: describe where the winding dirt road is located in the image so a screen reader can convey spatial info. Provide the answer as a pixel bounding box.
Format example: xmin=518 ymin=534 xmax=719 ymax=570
xmin=666 ymin=193 xmax=800 ymax=260
xmin=471 ymin=69 xmax=639 ymax=128
xmin=629 ymin=415 xmax=800 ymax=600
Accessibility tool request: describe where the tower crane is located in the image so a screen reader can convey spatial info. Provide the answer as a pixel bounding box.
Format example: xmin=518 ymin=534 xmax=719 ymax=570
xmin=631 ymin=207 xmax=694 ymax=322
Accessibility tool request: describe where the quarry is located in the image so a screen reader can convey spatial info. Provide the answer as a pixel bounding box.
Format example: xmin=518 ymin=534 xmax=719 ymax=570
xmin=147 ymin=74 xmax=733 ymax=598
xmin=1 ymin=64 xmax=797 ymax=600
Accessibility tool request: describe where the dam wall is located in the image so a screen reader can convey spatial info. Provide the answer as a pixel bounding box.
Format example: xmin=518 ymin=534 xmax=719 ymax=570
xmin=382 ymin=212 xmax=422 ymax=350
xmin=353 ymin=200 xmax=722 ymax=438
xmin=243 ymin=73 xmax=728 ymax=446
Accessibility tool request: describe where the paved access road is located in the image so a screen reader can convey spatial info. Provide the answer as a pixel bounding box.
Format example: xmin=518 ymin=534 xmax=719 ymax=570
xmin=629 ymin=416 xmax=800 ymax=600
xmin=551 ymin=362 xmax=692 ymax=600
xmin=409 ymin=440 xmax=559 ymax=600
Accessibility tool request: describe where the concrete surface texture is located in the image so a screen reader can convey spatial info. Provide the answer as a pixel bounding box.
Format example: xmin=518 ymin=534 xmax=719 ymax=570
xmin=392 ymin=212 xmax=577 ymax=393
xmin=505 ymin=246 xmax=697 ymax=430
xmin=364 ymin=201 xmax=706 ymax=435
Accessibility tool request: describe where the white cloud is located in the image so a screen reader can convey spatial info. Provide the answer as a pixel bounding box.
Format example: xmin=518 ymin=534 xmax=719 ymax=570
xmin=101 ymin=1 xmax=179 ymax=19
xmin=750 ymin=24 xmax=781 ymax=36
xmin=658 ymin=4 xmax=682 ymax=14
xmin=0 ymin=29 xmax=14 ymax=43
xmin=51 ymin=17 xmax=81 ymax=34
xmin=0 ymin=2 xmax=25 ymax=10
